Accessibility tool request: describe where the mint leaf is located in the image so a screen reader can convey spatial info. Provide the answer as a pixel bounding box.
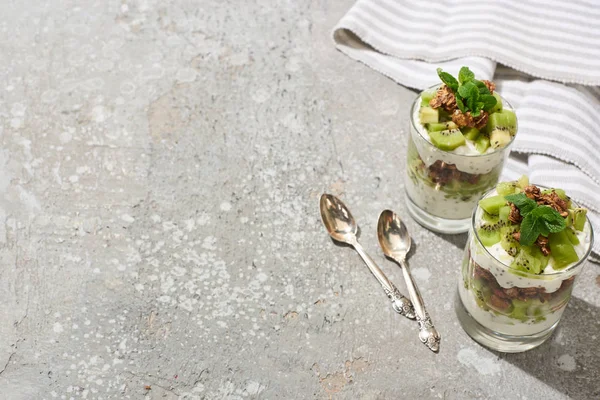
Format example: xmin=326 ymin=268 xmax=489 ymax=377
xmin=455 ymin=96 xmax=466 ymax=113
xmin=474 ymin=80 xmax=491 ymax=95
xmin=519 ymin=213 xmax=539 ymax=246
xmin=437 ymin=68 xmax=458 ymax=91
xmin=535 ymin=206 xmax=566 ymax=233
xmin=505 ymin=193 xmax=537 ymax=216
xmin=481 ymin=95 xmax=497 ymax=111
xmin=458 ymin=67 xmax=475 ymax=84
xmin=458 ymin=81 xmax=476 ymax=98
xmin=514 ymin=202 xmax=567 ymax=246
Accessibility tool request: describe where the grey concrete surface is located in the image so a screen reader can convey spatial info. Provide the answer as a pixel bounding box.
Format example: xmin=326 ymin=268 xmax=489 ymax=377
xmin=0 ymin=1 xmax=599 ymax=399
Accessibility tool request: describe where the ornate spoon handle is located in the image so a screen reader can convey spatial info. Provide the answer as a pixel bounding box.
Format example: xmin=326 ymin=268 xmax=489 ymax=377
xmin=399 ymin=259 xmax=441 ymax=352
xmin=353 ymin=241 xmax=415 ymax=319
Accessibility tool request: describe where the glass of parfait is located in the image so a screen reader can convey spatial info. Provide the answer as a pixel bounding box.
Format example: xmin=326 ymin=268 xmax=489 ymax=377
xmin=405 ymin=70 xmax=517 ymax=234
xmin=456 ymin=178 xmax=594 ymax=352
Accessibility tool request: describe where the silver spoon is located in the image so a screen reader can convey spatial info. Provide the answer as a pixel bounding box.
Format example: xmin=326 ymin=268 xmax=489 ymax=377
xmin=319 ymin=194 xmax=415 ymax=319
xmin=377 ymin=210 xmax=441 ymax=352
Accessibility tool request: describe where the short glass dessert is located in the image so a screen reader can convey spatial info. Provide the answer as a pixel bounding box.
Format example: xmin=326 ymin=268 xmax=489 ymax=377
xmin=405 ymin=67 xmax=517 ymax=233
xmin=456 ymin=177 xmax=594 ymax=352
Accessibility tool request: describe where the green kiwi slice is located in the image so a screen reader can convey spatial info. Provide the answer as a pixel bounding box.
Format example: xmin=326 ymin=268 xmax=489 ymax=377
xmin=490 ymin=129 xmax=512 ymax=149
xmin=500 ymin=225 xmax=520 ymax=257
xmin=489 ymin=92 xmax=503 ymax=114
xmin=429 ymin=128 xmax=465 ymax=151
xmin=428 ymin=121 xmax=459 ymax=132
xmin=419 ymin=106 xmax=439 ymax=124
xmin=420 ymin=90 xmax=437 ymax=107
xmin=488 ymin=109 xmax=517 ymax=135
xmin=461 ymin=127 xmax=480 ymax=140
xmin=477 ymin=217 xmax=503 ymax=246
xmin=497 ymin=181 xmax=519 ymax=196
xmin=498 ymin=206 xmax=511 ymax=224
xmin=510 ymin=248 xmax=542 ymax=274
xmin=548 ymin=231 xmax=579 ymax=269
xmin=479 ymin=195 xmax=507 ymax=215
xmin=572 ymin=208 xmax=587 ymax=231
xmin=564 ymin=227 xmax=580 ymax=245
xmin=474 ymin=134 xmax=490 ymax=153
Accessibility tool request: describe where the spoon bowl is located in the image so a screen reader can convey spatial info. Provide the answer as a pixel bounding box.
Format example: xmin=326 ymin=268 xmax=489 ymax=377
xmin=377 ymin=209 xmax=412 ymax=260
xmin=320 ymin=194 xmax=358 ymax=244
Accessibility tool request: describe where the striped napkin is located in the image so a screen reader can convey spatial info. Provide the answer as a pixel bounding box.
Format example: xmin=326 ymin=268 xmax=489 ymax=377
xmin=333 ymin=0 xmax=600 ymax=260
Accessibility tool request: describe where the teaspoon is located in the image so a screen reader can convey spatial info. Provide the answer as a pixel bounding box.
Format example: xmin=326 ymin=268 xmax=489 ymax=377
xmin=377 ymin=210 xmax=441 ymax=352
xmin=319 ymin=194 xmax=415 ymax=319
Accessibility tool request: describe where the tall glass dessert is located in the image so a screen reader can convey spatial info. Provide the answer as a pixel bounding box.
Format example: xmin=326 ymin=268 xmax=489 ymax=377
xmin=406 ymin=67 xmax=517 ymax=233
xmin=456 ymin=177 xmax=594 ymax=352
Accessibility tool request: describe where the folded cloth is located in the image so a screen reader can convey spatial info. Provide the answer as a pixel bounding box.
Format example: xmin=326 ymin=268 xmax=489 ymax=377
xmin=333 ymin=0 xmax=600 ymax=260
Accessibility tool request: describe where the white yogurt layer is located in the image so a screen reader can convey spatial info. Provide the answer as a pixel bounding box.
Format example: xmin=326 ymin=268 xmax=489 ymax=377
xmin=471 ymin=190 xmax=592 ymax=293
xmin=412 ymin=97 xmax=511 ymax=175
xmin=458 ymin=282 xmax=562 ymax=336
xmin=406 ymin=176 xmax=477 ymax=219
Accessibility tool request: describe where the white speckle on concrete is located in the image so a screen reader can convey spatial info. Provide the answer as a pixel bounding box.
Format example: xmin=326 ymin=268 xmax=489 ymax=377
xmin=121 ymin=214 xmax=135 ymax=223
xmin=176 ymin=67 xmax=197 ymax=83
xmin=412 ymin=267 xmax=431 ymax=282
xmin=457 ymin=348 xmax=501 ymax=375
xmin=257 ymin=273 xmax=268 ymax=283
xmin=91 ymin=105 xmax=107 ymax=122
xmin=53 ymin=322 xmax=64 ymax=333
xmin=220 ymin=201 xmax=232 ymax=211
xmin=557 ymin=354 xmax=576 ymax=371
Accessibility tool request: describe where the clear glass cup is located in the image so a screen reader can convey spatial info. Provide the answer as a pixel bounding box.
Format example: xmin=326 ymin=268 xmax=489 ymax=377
xmin=405 ymin=88 xmax=517 ymax=233
xmin=455 ymin=188 xmax=594 ymax=352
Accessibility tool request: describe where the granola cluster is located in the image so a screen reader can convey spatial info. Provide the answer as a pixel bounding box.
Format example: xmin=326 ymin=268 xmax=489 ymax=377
xmin=428 ymin=160 xmax=480 ymax=186
xmin=428 ymin=80 xmax=496 ymax=129
xmin=473 ymin=262 xmax=574 ymax=310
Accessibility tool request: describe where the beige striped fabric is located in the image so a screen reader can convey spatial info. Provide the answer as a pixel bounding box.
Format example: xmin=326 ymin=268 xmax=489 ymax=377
xmin=333 ymin=0 xmax=600 ymax=259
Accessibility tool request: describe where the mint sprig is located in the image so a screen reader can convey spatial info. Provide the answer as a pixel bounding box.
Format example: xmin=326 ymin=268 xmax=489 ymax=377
xmin=436 ymin=66 xmax=497 ymax=116
xmin=505 ymin=193 xmax=566 ymax=246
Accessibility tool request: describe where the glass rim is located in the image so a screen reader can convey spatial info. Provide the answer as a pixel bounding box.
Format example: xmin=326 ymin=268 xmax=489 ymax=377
xmin=471 ymin=185 xmax=595 ymax=278
xmin=410 ymin=84 xmax=518 ymax=158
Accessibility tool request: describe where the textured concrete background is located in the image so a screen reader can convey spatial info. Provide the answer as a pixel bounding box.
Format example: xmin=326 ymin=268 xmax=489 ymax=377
xmin=0 ymin=1 xmax=599 ymax=399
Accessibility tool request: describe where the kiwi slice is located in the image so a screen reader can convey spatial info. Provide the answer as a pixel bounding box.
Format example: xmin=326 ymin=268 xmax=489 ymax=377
xmin=481 ymin=210 xmax=496 ymax=222
xmin=522 ymin=245 xmax=549 ymax=271
xmin=516 ymin=175 xmax=529 ymax=189
xmin=474 ymin=134 xmax=490 ymax=153
xmin=510 ymin=248 xmax=542 ymax=274
xmin=488 ymin=109 xmax=517 ymax=136
xmin=428 ymin=121 xmax=459 ymax=132
xmin=489 ymin=92 xmax=503 ymax=114
xmin=479 ymin=195 xmax=507 ymax=215
xmin=572 ymin=208 xmax=587 ymax=231
xmin=477 ymin=217 xmax=503 ymax=246
xmin=420 ymin=90 xmax=437 ymax=107
xmin=548 ymin=231 xmax=579 ymax=270
xmin=564 ymin=227 xmax=580 ymax=245
xmin=509 ymin=299 xmax=530 ymax=322
xmin=419 ymin=106 xmax=439 ymax=124
xmin=500 ymin=225 xmax=520 ymax=256
xmin=497 ymin=181 xmax=518 ymax=196
xmin=429 ymin=128 xmax=465 ymax=151
xmin=490 ymin=129 xmax=512 ymax=149
xmin=498 ymin=205 xmax=511 ymax=224
xmin=461 ymin=127 xmax=480 ymax=140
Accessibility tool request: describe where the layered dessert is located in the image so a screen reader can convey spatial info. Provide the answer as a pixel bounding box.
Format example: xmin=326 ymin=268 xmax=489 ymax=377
xmin=406 ymin=67 xmax=517 ymax=222
xmin=459 ymin=177 xmax=593 ymax=337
